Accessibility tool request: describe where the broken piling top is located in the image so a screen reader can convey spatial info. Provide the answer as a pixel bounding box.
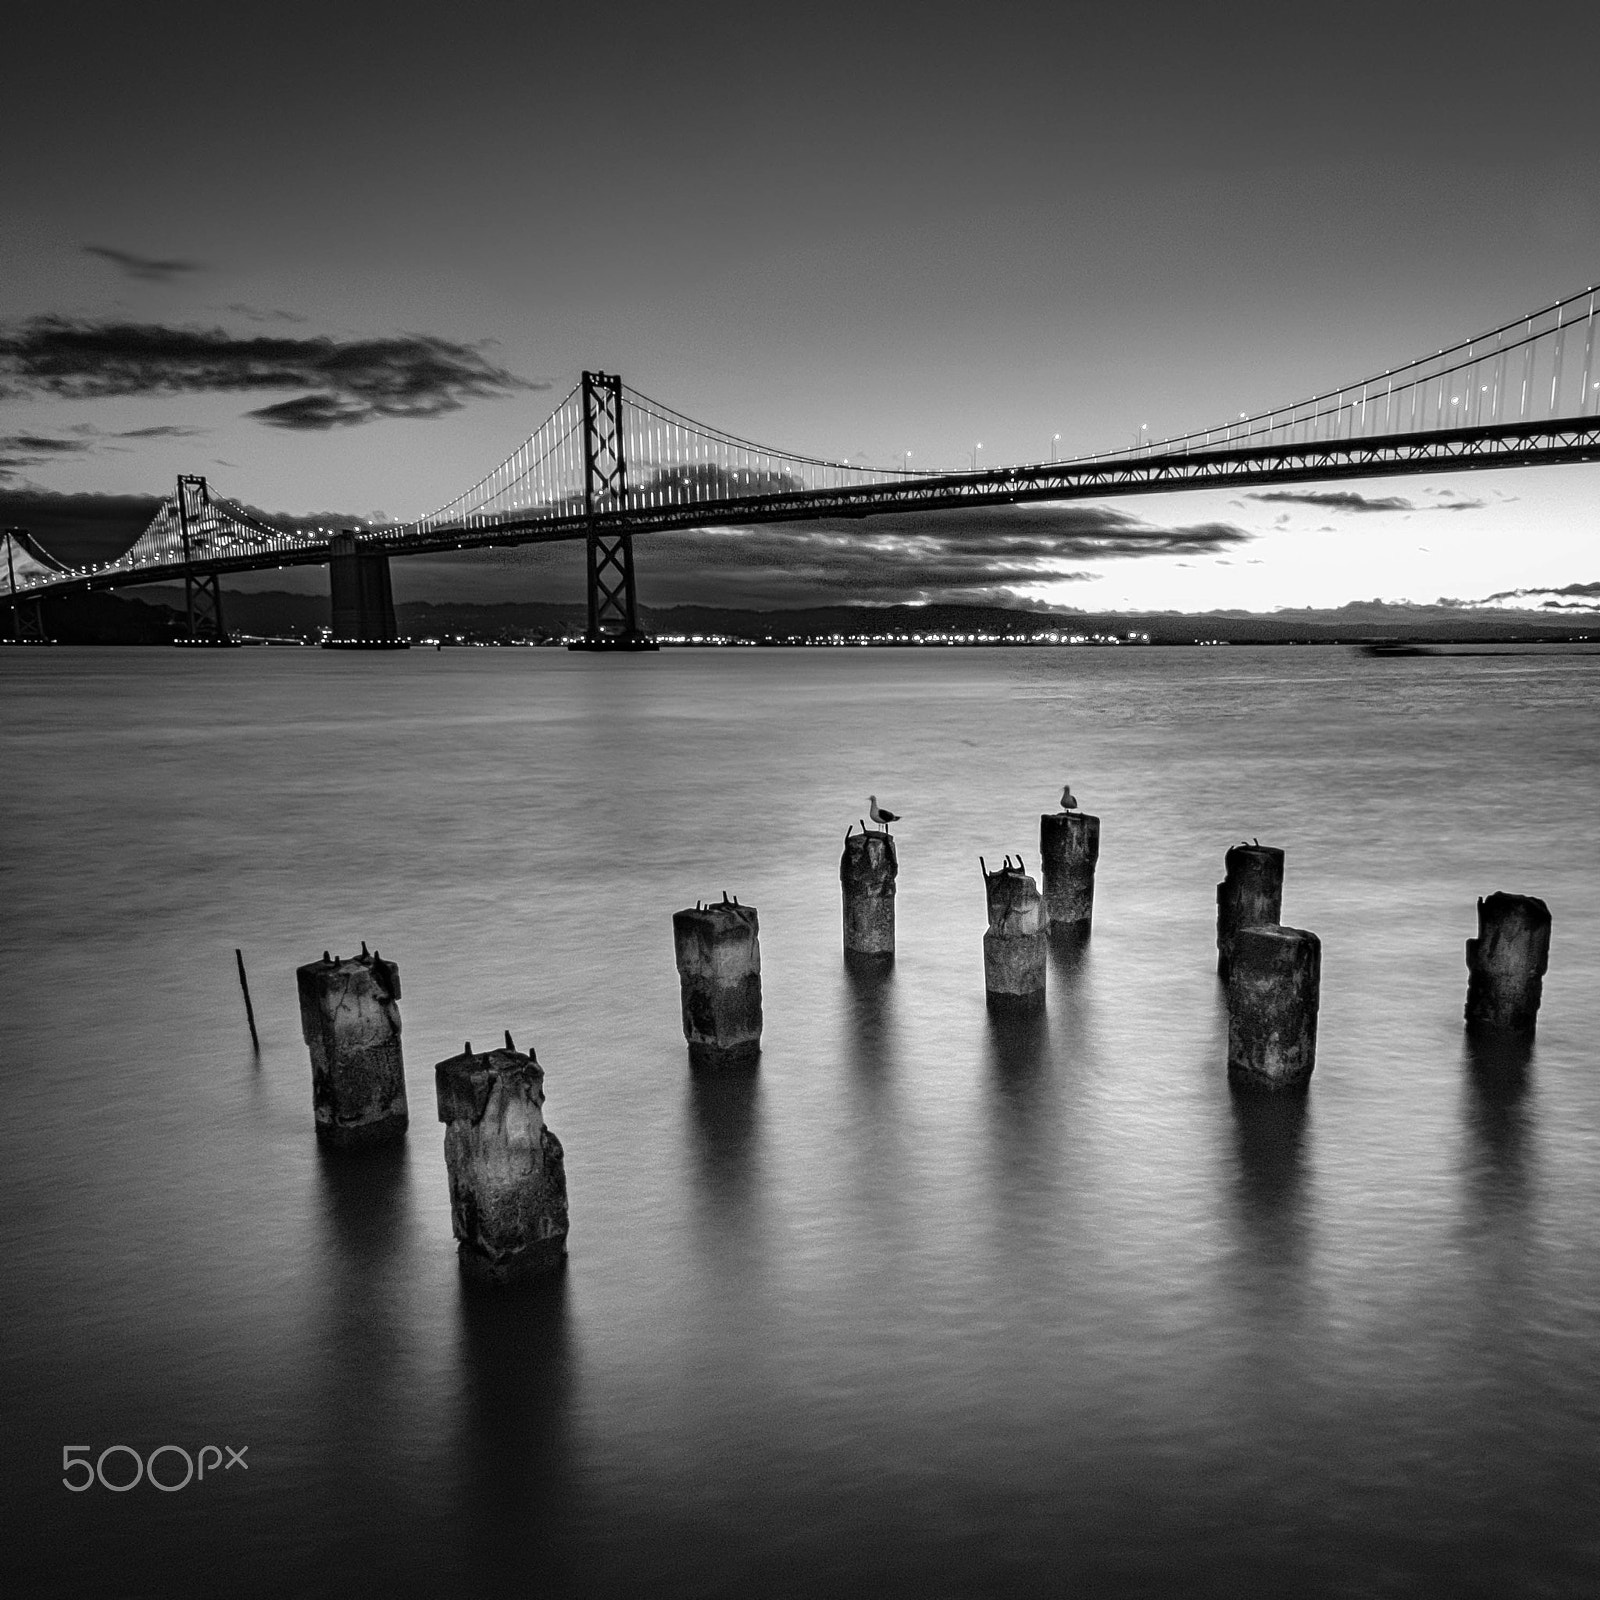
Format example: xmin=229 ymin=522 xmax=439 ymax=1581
xmin=982 ymin=860 xmax=1044 ymax=937
xmin=841 ymin=829 xmax=898 ymax=961
xmin=1216 ymin=843 xmax=1286 ymax=980
xmin=295 ymin=945 xmax=407 ymax=1147
xmin=1466 ymin=891 xmax=1552 ymax=1036
xmin=1040 ymin=809 xmax=1101 ymax=931
xmin=296 ymin=946 xmax=402 ymax=1047
xmin=434 ymin=1034 xmax=568 ymax=1281
xmin=1226 ymin=923 xmax=1321 ymax=1091
xmin=673 ymin=899 xmax=762 ymax=983
xmin=840 ymin=828 xmax=899 ymax=891
xmin=435 ymin=1038 xmax=545 ymax=1130
xmin=673 ymin=899 xmax=763 ymax=1065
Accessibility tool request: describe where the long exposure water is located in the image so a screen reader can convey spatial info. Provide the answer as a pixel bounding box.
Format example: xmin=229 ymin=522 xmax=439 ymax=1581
xmin=2 ymin=644 xmax=1598 ymax=1597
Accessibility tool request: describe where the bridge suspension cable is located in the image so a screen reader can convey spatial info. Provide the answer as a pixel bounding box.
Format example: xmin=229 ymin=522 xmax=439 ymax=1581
xmin=402 ymin=380 xmax=916 ymax=537
xmin=1110 ymin=281 xmax=1600 ymax=463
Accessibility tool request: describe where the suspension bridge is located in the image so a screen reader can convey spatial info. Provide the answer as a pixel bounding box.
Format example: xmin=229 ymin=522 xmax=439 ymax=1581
xmin=8 ymin=282 xmax=1600 ymax=647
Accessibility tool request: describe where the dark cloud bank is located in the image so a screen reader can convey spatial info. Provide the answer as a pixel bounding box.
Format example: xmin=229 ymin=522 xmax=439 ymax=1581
xmin=494 ymin=501 xmax=1251 ymax=608
xmin=0 ymin=317 xmax=537 ymax=429
xmin=1 ymin=487 xmax=1250 ymax=601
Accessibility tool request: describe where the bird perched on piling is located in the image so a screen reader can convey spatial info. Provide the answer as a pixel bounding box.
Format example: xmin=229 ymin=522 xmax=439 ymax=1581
xmin=1060 ymin=784 xmax=1078 ymax=812
xmin=868 ymin=795 xmax=900 ymax=835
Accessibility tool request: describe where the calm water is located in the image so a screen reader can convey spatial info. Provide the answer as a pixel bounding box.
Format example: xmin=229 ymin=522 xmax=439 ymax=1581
xmin=2 ymin=644 xmax=1598 ymax=1598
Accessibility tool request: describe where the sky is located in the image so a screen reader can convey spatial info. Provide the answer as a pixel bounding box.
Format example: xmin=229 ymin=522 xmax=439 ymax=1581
xmin=3 ymin=0 xmax=1599 ymax=615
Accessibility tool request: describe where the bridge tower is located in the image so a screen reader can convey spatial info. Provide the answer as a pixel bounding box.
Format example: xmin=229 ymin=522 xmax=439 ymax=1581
xmin=570 ymin=370 xmax=657 ymax=652
xmin=4 ymin=527 xmax=48 ymax=643
xmin=174 ymin=475 xmax=233 ymax=646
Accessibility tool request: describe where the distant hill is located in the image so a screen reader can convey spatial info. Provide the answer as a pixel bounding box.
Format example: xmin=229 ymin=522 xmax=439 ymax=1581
xmin=15 ymin=586 xmax=1596 ymax=646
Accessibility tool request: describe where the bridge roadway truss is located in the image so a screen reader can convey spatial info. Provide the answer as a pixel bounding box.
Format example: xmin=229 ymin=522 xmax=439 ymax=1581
xmin=393 ymin=414 xmax=1600 ymax=555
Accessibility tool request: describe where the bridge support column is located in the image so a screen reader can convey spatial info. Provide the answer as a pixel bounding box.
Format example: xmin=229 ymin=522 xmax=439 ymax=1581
xmin=325 ymin=531 xmax=407 ymax=649
xmin=569 ymin=369 xmax=658 ymax=652
xmin=6 ymin=595 xmax=48 ymax=644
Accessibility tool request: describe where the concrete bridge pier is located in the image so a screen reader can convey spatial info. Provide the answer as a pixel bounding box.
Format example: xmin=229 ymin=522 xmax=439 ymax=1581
xmin=325 ymin=531 xmax=407 ymax=649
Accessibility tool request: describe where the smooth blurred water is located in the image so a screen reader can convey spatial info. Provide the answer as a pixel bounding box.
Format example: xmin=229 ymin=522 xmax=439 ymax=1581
xmin=2 ymin=643 xmax=1598 ymax=1598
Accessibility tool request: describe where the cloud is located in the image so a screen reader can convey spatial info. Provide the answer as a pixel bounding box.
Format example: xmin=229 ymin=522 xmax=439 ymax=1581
xmin=1476 ymin=579 xmax=1600 ymax=608
xmin=1251 ymin=489 xmax=1415 ymax=513
xmin=0 ymin=423 xmax=207 ymax=478
xmin=247 ymin=394 xmax=373 ymax=430
xmin=1250 ymin=487 xmax=1487 ymax=514
xmin=0 ymin=317 xmax=541 ymax=428
xmin=223 ymin=304 xmax=309 ymax=325
xmin=0 ymin=432 xmax=93 ymax=480
xmin=497 ymin=499 xmax=1252 ymax=608
xmin=82 ymin=245 xmax=201 ymax=282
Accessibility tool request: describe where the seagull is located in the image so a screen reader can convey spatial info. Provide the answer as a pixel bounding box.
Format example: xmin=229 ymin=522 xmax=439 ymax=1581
xmin=1060 ymin=784 xmax=1079 ymax=812
xmin=868 ymin=795 xmax=900 ymax=835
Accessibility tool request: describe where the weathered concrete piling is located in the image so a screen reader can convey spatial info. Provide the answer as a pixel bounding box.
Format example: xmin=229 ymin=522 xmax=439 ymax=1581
xmin=296 ymin=945 xmax=408 ymax=1146
xmin=673 ymin=897 xmax=763 ymax=1067
xmin=1465 ymin=892 xmax=1551 ymax=1037
xmin=1040 ymin=810 xmax=1100 ymax=937
xmin=841 ymin=827 xmax=898 ymax=962
xmin=1226 ymin=925 xmax=1321 ymax=1091
xmin=435 ymin=1032 xmax=569 ymax=1282
xmin=1216 ymin=843 xmax=1285 ymax=981
xmin=982 ymin=856 xmax=1047 ymax=1011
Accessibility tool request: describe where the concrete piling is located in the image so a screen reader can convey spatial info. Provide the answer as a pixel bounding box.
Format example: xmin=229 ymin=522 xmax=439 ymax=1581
xmin=841 ymin=827 xmax=898 ymax=963
xmin=1040 ymin=810 xmax=1100 ymax=937
xmin=1226 ymin=924 xmax=1321 ymax=1091
xmin=673 ymin=896 xmax=763 ymax=1067
xmin=1217 ymin=842 xmax=1285 ymax=981
xmin=982 ymin=856 xmax=1047 ymax=1011
xmin=435 ymin=1032 xmax=569 ymax=1283
xmin=296 ymin=945 xmax=409 ymax=1146
xmin=1465 ymin=892 xmax=1551 ymax=1037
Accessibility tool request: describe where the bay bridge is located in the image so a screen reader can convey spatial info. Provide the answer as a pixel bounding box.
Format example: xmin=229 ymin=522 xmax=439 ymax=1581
xmin=8 ymin=281 xmax=1600 ymax=648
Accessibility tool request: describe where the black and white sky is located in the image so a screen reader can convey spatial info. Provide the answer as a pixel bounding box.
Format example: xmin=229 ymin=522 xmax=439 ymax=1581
xmin=4 ymin=0 xmax=1599 ymax=611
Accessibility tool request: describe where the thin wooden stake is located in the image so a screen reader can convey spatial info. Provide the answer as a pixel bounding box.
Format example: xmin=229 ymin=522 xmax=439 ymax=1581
xmin=236 ymin=948 xmax=260 ymax=1049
